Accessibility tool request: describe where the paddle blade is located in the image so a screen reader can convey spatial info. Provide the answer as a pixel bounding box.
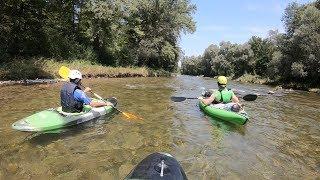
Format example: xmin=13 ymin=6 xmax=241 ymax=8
xmin=122 ymin=112 xmax=143 ymax=121
xmin=58 ymin=66 xmax=70 ymax=80
xmin=170 ymin=96 xmax=187 ymax=102
xmin=242 ymin=94 xmax=258 ymax=101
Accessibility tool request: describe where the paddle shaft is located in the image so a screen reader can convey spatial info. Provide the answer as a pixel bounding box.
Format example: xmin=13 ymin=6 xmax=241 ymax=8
xmin=171 ymin=94 xmax=257 ymax=102
xmin=185 ymin=97 xmax=199 ymax=100
xmin=86 ymin=89 xmax=126 ymax=114
xmin=67 ymin=77 xmax=123 ymax=112
xmin=89 ymin=90 xmax=118 ymax=108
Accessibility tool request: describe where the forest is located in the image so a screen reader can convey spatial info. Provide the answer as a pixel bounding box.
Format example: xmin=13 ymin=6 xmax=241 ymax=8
xmin=1 ymin=0 xmax=195 ymax=72
xmin=181 ymin=1 xmax=320 ymax=88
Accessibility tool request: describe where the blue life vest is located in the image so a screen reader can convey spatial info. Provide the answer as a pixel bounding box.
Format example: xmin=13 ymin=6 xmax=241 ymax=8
xmin=60 ymin=82 xmax=83 ymax=113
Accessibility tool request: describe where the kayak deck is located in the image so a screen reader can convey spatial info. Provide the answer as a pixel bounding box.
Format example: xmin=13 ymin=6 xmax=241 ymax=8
xmin=199 ymin=101 xmax=248 ymax=125
xmin=12 ymin=98 xmax=117 ymax=132
xmin=125 ymin=152 xmax=187 ymax=180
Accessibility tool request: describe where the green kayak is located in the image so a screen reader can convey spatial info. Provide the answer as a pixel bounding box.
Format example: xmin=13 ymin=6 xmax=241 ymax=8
xmin=12 ymin=98 xmax=117 ymax=132
xmin=199 ymin=101 xmax=248 ymax=125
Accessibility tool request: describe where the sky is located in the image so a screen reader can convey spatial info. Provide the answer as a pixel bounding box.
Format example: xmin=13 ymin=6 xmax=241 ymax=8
xmin=179 ymin=0 xmax=313 ymax=57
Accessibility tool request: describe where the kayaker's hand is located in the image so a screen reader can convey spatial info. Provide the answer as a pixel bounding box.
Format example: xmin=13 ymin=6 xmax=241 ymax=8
xmin=105 ymin=101 xmax=114 ymax=106
xmin=84 ymin=87 xmax=92 ymax=93
xmin=198 ymin=97 xmax=203 ymax=100
xmin=237 ymin=103 xmax=243 ymax=109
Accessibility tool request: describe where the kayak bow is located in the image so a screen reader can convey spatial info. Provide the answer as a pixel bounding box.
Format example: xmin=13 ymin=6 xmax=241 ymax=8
xmin=126 ymin=152 xmax=187 ymax=180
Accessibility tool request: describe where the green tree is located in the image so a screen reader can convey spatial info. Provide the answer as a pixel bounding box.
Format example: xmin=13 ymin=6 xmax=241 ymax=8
xmin=0 ymin=0 xmax=47 ymax=59
xmin=211 ymin=55 xmax=233 ymax=76
xmin=1 ymin=0 xmax=196 ymax=73
xmin=202 ymin=44 xmax=219 ymax=76
xmin=249 ymin=36 xmax=275 ymax=76
xmin=279 ymin=2 xmax=320 ymax=85
xmin=44 ymin=0 xmax=84 ymax=59
xmin=128 ymin=0 xmax=196 ymax=71
xmin=181 ymin=55 xmax=202 ymax=75
xmin=229 ymin=43 xmax=254 ymax=77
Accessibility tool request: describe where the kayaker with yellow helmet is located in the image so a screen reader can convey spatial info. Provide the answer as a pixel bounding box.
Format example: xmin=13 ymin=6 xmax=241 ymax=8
xmin=200 ymin=76 xmax=240 ymax=107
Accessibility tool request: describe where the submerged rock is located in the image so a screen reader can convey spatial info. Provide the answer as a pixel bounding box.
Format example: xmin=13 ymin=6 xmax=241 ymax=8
xmin=309 ymin=88 xmax=320 ymax=94
xmin=268 ymin=91 xmax=275 ymax=94
xmin=0 ymin=79 xmax=59 ymax=86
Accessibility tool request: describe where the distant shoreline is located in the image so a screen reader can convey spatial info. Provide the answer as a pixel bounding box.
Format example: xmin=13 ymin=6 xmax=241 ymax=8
xmin=0 ymin=79 xmax=59 ymax=86
xmin=0 ymin=58 xmax=172 ymax=85
xmin=1 ymin=75 xmax=319 ymax=94
xmin=233 ymin=74 xmax=320 ymax=94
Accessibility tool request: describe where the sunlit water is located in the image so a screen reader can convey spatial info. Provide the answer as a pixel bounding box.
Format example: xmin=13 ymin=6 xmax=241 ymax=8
xmin=0 ymin=75 xmax=319 ymax=179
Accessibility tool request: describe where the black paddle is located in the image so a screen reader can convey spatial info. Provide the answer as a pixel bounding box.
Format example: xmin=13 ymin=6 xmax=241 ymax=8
xmin=170 ymin=94 xmax=257 ymax=102
xmin=241 ymin=94 xmax=258 ymax=101
xmin=170 ymin=97 xmax=199 ymax=102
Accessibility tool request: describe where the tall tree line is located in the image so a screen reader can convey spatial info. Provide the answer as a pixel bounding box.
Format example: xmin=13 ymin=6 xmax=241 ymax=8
xmin=181 ymin=1 xmax=320 ymax=87
xmin=0 ymin=0 xmax=196 ymax=72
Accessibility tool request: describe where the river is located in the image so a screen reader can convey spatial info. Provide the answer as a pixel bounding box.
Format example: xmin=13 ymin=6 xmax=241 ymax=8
xmin=0 ymin=75 xmax=319 ymax=179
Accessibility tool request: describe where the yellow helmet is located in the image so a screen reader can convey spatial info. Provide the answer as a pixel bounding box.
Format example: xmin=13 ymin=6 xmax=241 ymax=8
xmin=217 ymin=76 xmax=227 ymax=85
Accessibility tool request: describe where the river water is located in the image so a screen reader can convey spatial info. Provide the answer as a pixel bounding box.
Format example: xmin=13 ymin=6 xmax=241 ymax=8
xmin=0 ymin=75 xmax=319 ymax=179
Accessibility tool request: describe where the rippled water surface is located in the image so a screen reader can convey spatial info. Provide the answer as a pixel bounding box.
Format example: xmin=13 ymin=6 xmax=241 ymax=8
xmin=0 ymin=75 xmax=319 ymax=179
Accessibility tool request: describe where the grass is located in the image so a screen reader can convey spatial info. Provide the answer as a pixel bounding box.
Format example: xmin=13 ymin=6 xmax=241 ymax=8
xmin=0 ymin=58 xmax=170 ymax=81
xmin=233 ymin=74 xmax=268 ymax=84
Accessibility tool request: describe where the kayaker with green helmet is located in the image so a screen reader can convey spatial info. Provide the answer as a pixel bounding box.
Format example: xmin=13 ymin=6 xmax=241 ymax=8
xmin=200 ymin=76 xmax=240 ymax=108
xmin=60 ymin=70 xmax=113 ymax=113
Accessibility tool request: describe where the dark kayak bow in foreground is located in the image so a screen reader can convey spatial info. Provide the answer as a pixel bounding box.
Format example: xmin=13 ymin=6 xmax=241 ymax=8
xmin=126 ymin=152 xmax=187 ymax=180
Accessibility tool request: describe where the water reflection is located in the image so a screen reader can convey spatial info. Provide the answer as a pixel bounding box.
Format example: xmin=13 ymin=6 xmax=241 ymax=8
xmin=208 ymin=117 xmax=246 ymax=136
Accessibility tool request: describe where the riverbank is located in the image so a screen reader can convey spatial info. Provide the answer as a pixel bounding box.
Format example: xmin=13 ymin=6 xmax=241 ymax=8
xmin=0 ymin=58 xmax=171 ymax=85
xmin=233 ymin=74 xmax=320 ymax=94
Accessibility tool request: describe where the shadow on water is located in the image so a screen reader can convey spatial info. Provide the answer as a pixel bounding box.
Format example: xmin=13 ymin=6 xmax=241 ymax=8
xmin=23 ymin=114 xmax=117 ymax=146
xmin=207 ymin=116 xmax=246 ymax=136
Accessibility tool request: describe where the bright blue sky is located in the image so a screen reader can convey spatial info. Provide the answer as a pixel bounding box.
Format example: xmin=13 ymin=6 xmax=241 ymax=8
xmin=179 ymin=0 xmax=313 ymax=56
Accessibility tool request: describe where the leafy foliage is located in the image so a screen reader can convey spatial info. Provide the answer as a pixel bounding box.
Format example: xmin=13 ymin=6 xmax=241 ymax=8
xmin=181 ymin=1 xmax=320 ymax=88
xmin=0 ymin=0 xmax=196 ymax=72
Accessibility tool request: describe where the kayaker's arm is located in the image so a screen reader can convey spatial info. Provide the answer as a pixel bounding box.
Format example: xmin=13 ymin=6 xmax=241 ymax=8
xmin=89 ymin=101 xmax=113 ymax=107
xmin=74 ymin=89 xmax=114 ymax=107
xmin=231 ymin=94 xmax=240 ymax=103
xmin=201 ymin=95 xmax=215 ymax=105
